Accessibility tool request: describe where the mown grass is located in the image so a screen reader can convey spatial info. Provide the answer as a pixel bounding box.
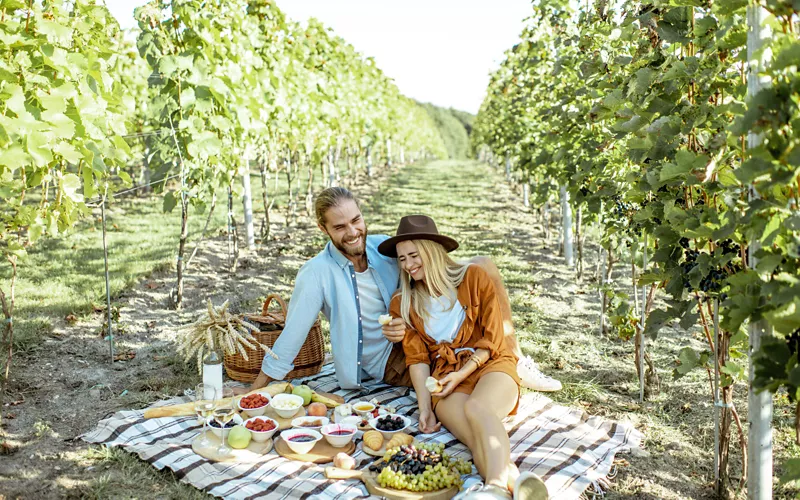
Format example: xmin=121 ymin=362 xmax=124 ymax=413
xmin=75 ymin=446 xmax=211 ymax=500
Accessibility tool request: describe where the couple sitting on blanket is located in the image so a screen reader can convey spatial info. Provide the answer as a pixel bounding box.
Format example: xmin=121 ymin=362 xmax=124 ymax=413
xmin=244 ymin=187 xmax=555 ymax=500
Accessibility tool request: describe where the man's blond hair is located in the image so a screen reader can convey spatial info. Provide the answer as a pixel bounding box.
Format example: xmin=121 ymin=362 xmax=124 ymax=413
xmin=314 ymin=187 xmax=359 ymax=227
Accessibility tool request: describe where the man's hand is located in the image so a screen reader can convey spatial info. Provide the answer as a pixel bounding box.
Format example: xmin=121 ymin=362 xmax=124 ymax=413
xmin=382 ymin=317 xmax=406 ymax=343
xmin=233 ymin=371 xmax=273 ymax=395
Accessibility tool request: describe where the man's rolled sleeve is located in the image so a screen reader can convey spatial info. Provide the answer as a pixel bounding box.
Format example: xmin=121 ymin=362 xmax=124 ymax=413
xmin=261 ymin=264 xmax=324 ymax=380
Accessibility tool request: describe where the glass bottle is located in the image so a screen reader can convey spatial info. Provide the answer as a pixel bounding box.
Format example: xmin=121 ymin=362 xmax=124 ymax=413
xmin=202 ymin=350 xmax=223 ymax=400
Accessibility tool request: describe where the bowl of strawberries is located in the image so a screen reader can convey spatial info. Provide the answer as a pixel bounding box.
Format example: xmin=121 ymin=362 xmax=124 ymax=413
xmin=244 ymin=416 xmax=278 ymax=442
xmin=237 ymin=391 xmax=272 ymax=418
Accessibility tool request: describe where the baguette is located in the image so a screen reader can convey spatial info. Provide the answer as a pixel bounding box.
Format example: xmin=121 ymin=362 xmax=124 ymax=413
xmin=143 ymin=382 xmax=290 ymax=419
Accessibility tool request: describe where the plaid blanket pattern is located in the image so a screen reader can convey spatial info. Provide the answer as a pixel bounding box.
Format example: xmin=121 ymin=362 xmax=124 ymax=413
xmin=82 ymin=365 xmax=642 ymax=499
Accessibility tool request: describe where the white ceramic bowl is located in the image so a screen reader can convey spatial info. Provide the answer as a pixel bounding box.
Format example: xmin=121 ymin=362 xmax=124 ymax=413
xmin=237 ymin=391 xmax=272 ymax=418
xmin=291 ymin=415 xmax=330 ymax=431
xmin=270 ymin=394 xmax=304 ymax=419
xmin=339 ymin=415 xmax=362 ymax=428
xmin=280 ymin=428 xmax=323 ymax=454
xmin=368 ymin=414 xmax=411 ymax=440
xmin=209 ymin=413 xmax=244 ymax=439
xmin=243 ymin=416 xmax=279 ymax=442
xmin=351 ymin=400 xmax=376 ymax=417
xmin=320 ymin=423 xmax=358 ymax=448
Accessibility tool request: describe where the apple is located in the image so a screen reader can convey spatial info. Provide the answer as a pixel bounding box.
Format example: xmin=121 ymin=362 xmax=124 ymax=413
xmin=293 ymin=384 xmax=313 ymax=406
xmin=307 ymin=402 xmax=328 ymax=417
xmin=228 ymin=425 xmax=252 ymax=449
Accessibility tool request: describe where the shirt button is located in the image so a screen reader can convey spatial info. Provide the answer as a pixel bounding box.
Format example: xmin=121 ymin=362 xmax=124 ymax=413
xmin=359 ymin=317 xmax=362 ymax=321
xmin=359 ymin=340 xmax=363 ymax=344
xmin=358 ymin=362 xmax=361 ymax=365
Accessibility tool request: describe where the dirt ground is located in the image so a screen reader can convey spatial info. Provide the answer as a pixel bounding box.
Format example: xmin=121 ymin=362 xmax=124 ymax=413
xmin=1 ymin=159 xmax=797 ymax=499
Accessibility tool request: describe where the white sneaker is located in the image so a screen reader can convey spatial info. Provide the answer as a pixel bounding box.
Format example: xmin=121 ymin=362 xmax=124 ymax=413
xmin=514 ymin=472 xmax=549 ymax=500
xmin=517 ymin=357 xmax=562 ymax=392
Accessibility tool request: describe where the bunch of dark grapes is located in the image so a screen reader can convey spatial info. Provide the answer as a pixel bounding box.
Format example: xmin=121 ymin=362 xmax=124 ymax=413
xmin=375 ymin=415 xmax=406 ymax=431
xmin=787 ymin=329 xmax=800 ymax=356
xmin=718 ymin=238 xmax=740 ymax=256
xmin=699 ymin=268 xmax=725 ymax=294
xmin=681 ymin=248 xmax=700 ymax=289
xmin=613 ymin=197 xmax=634 ymax=218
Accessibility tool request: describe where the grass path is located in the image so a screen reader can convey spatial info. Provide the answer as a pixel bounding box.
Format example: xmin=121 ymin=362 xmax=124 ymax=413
xmin=1 ymin=159 xmax=798 ymax=499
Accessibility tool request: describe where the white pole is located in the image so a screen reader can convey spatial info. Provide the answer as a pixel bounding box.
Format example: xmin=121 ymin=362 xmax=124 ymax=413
xmin=523 ymin=183 xmax=530 ymax=208
xmin=386 ymin=138 xmax=393 ymax=167
xmin=241 ymin=160 xmax=255 ymax=251
xmin=505 ymin=155 xmax=511 ymax=182
xmin=560 ymin=186 xmax=574 ymax=267
xmin=747 ymin=5 xmax=773 ymax=500
xmin=328 ymin=147 xmax=337 ymax=187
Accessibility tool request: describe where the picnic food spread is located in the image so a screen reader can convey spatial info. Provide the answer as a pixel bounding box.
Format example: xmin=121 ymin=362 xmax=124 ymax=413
xmin=177 ymin=382 xmax=473 ymax=496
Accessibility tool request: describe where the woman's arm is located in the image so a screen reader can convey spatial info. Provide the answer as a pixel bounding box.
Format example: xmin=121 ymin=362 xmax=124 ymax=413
xmin=437 ymin=348 xmax=490 ymax=397
xmin=410 ymin=363 xmax=441 ymax=434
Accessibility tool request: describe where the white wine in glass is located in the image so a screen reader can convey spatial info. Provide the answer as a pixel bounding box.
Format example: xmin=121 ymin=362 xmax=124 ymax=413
xmin=194 ymin=383 xmax=217 ymax=448
xmin=214 ymin=387 xmax=235 ymax=456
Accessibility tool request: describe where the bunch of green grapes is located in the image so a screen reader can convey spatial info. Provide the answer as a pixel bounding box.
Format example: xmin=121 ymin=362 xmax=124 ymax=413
xmin=370 ymin=443 xmax=472 ymax=492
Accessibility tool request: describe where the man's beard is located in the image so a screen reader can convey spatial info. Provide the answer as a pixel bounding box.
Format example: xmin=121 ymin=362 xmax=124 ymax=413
xmin=333 ymin=228 xmax=368 ymax=257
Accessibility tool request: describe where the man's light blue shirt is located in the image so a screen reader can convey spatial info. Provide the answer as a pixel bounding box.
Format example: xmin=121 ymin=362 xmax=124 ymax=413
xmin=261 ymin=234 xmax=400 ymax=389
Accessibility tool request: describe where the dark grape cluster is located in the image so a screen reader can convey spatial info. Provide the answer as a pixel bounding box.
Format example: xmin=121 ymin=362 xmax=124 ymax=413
xmin=699 ymin=269 xmax=725 ymax=294
xmin=375 ymin=415 xmax=406 ymax=431
xmin=369 ymin=445 xmax=441 ymax=475
xmin=369 ymin=443 xmax=472 ymax=492
xmin=718 ymin=238 xmax=740 ymax=256
xmin=787 ymin=329 xmax=800 ymax=356
xmin=613 ymin=198 xmax=634 ymax=218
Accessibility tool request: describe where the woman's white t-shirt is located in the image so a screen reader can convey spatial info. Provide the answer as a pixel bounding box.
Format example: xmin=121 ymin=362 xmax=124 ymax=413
xmin=424 ymin=294 xmax=466 ymax=344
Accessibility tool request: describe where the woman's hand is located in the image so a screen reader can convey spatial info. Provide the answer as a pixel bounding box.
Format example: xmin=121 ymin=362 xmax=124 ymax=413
xmin=418 ymin=407 xmax=441 ymax=434
xmin=437 ymin=371 xmax=468 ymax=398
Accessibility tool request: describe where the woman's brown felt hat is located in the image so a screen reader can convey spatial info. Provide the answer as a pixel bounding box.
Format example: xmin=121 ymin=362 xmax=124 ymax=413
xmin=378 ymin=215 xmax=459 ymax=258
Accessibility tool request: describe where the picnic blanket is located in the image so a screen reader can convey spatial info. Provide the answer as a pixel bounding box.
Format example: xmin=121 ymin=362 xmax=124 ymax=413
xmin=82 ymin=365 xmax=643 ymax=499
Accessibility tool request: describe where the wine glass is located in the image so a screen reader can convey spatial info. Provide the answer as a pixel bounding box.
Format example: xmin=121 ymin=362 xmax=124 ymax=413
xmin=194 ymin=383 xmax=217 ymax=448
xmin=214 ymin=386 xmax=235 ymax=456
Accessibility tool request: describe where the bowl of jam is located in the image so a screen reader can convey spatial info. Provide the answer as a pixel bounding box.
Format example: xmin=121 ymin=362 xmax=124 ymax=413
xmin=280 ymin=428 xmax=323 ymax=454
xmin=320 ymin=423 xmax=357 ymax=448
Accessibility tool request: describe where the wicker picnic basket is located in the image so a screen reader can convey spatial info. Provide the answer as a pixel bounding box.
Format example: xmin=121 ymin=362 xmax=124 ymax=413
xmin=223 ymin=294 xmax=324 ymax=383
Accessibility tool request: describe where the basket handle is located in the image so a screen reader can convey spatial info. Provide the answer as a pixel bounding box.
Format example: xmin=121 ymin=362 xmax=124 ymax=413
xmin=262 ymin=294 xmax=288 ymax=317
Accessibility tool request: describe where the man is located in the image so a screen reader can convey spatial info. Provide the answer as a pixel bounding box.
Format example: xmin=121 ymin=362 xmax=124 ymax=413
xmin=244 ymin=187 xmax=561 ymax=392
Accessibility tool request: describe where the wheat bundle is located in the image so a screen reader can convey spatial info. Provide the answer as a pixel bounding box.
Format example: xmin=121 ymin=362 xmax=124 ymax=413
xmin=177 ymin=299 xmax=278 ymax=372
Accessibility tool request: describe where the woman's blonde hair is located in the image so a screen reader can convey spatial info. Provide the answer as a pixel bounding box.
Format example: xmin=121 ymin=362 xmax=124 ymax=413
xmin=398 ymin=239 xmax=470 ymax=326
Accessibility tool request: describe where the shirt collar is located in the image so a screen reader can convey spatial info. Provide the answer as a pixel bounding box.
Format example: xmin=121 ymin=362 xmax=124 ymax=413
xmin=326 ymin=240 xmax=375 ymax=270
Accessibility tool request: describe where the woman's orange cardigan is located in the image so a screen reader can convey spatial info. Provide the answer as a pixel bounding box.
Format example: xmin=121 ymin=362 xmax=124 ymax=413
xmin=389 ymin=265 xmax=520 ymax=409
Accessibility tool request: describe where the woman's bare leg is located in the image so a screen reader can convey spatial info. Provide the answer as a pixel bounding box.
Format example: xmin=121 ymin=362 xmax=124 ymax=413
xmin=435 ymin=393 xmax=486 ymax=476
xmin=464 ymin=372 xmax=518 ymax=490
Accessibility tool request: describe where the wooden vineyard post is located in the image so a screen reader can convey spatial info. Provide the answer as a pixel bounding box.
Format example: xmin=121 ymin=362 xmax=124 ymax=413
xmin=100 ymin=191 xmax=115 ymax=363
xmin=638 ymin=232 xmax=647 ymax=403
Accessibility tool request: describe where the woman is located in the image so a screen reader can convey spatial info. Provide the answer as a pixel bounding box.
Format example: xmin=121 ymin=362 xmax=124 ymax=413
xmin=378 ymin=215 xmax=548 ymax=500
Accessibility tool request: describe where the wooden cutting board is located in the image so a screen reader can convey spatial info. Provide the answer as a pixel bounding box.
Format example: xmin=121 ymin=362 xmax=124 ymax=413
xmin=275 ymin=435 xmax=356 ymax=464
xmin=325 ymin=466 xmax=458 ymax=500
xmin=191 ymin=432 xmax=273 ymax=463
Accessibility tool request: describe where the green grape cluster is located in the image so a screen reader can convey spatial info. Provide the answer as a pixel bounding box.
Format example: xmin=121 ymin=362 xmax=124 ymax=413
xmin=369 ymin=444 xmax=470 ymax=492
